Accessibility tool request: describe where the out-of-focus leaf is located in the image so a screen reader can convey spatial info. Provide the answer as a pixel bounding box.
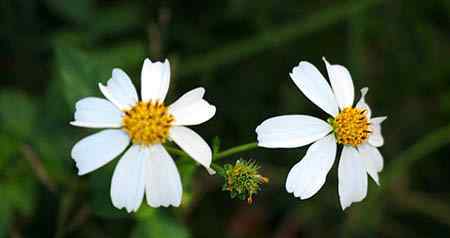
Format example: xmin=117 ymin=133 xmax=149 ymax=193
xmin=177 ymin=159 xmax=196 ymax=207
xmin=132 ymin=210 xmax=190 ymax=238
xmin=212 ymin=136 xmax=221 ymax=155
xmin=44 ymin=0 xmax=93 ymax=25
xmin=441 ymin=91 xmax=450 ymax=115
xmin=0 ymin=169 xmax=36 ymax=233
xmin=135 ymin=205 xmax=156 ymax=220
xmin=33 ymin=135 xmax=71 ymax=182
xmin=0 ymin=90 xmax=36 ymax=141
xmin=91 ymin=41 xmax=146 ymax=73
xmin=0 ymin=167 xmax=36 ymax=238
xmin=88 ymin=163 xmax=128 ymax=218
xmin=55 ymin=44 xmax=140 ymax=107
xmin=52 ymin=31 xmax=87 ymax=49
xmin=0 ymin=134 xmax=19 ymax=169
xmin=0 ymin=201 xmax=11 ymax=238
xmin=88 ymin=4 xmax=142 ymax=41
xmin=54 ymin=47 xmax=105 ymax=106
xmin=3 ymin=177 xmax=35 ymax=216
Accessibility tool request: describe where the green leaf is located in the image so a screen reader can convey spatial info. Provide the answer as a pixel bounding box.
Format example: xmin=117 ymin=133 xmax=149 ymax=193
xmin=1 ymin=175 xmax=36 ymax=217
xmin=0 ymin=134 xmax=19 ymax=169
xmin=91 ymin=41 xmax=146 ymax=72
xmin=88 ymin=163 xmax=129 ymax=218
xmin=44 ymin=0 xmax=93 ymax=25
xmin=132 ymin=210 xmax=190 ymax=238
xmin=176 ymin=160 xmax=196 ymax=207
xmin=0 ymin=201 xmax=11 ymax=238
xmin=88 ymin=4 xmax=142 ymax=41
xmin=0 ymin=90 xmax=36 ymax=141
xmin=54 ymin=46 xmax=106 ymax=106
xmin=212 ymin=136 xmax=221 ymax=155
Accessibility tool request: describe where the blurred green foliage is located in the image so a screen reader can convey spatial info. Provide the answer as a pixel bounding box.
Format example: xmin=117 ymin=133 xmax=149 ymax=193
xmin=1 ymin=0 xmax=450 ymax=237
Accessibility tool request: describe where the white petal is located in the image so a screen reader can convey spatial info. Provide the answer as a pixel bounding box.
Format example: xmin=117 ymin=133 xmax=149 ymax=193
xmin=169 ymin=126 xmax=212 ymax=169
xmin=370 ymin=116 xmax=387 ymax=124
xmin=99 ymin=68 xmax=138 ymax=110
xmin=71 ymin=129 xmax=130 ymax=175
xmin=111 ymin=145 xmax=147 ymax=213
xmin=168 ymin=87 xmax=216 ymax=126
xmin=368 ymin=116 xmax=387 ymax=147
xmin=206 ymin=167 xmax=216 ymax=175
xmin=356 ymin=87 xmax=371 ymax=118
xmin=338 ymin=146 xmax=368 ymax=210
xmin=256 ymin=115 xmax=332 ymax=148
xmin=286 ymin=134 xmax=337 ymax=199
xmin=358 ymin=143 xmax=384 ymax=185
xmin=323 ymin=57 xmax=354 ymax=109
xmin=145 ymin=144 xmax=182 ymax=207
xmin=70 ymin=97 xmax=123 ymax=128
xmin=141 ymin=59 xmax=171 ymax=102
xmin=290 ymin=61 xmax=339 ymax=116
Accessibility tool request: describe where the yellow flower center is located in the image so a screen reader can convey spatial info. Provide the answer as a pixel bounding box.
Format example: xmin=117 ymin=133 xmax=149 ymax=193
xmin=122 ymin=101 xmax=174 ymax=145
xmin=331 ymin=107 xmax=370 ymax=146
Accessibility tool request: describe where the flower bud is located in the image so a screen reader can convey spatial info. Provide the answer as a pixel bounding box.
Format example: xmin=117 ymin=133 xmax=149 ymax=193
xmin=222 ymin=159 xmax=268 ymax=204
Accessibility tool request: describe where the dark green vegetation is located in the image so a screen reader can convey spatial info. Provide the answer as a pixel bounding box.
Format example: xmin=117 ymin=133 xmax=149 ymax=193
xmin=1 ymin=0 xmax=450 ymax=237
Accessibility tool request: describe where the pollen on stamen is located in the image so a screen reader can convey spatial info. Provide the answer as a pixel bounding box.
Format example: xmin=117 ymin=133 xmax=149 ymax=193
xmin=122 ymin=101 xmax=174 ymax=145
xmin=330 ymin=107 xmax=370 ymax=146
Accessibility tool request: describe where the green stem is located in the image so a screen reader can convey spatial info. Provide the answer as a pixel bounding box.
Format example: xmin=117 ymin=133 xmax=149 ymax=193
xmin=213 ymin=142 xmax=258 ymax=160
xmin=164 ymin=142 xmax=258 ymax=162
xmin=164 ymin=146 xmax=187 ymax=158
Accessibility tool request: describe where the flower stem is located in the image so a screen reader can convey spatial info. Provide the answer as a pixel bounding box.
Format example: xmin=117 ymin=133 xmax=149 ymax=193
xmin=164 ymin=141 xmax=258 ymax=162
xmin=164 ymin=146 xmax=187 ymax=158
xmin=213 ymin=142 xmax=258 ymax=160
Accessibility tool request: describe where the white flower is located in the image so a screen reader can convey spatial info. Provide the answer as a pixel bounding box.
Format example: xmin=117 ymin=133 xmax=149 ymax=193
xmin=70 ymin=59 xmax=216 ymax=212
xmin=255 ymin=58 xmax=387 ymax=210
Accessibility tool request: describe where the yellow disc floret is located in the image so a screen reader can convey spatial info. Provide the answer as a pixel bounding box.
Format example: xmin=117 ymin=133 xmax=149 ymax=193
xmin=330 ymin=107 xmax=370 ymax=146
xmin=122 ymin=101 xmax=174 ymax=145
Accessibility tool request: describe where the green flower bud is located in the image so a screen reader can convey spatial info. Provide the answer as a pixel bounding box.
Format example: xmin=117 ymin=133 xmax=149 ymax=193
xmin=222 ymin=159 xmax=268 ymax=204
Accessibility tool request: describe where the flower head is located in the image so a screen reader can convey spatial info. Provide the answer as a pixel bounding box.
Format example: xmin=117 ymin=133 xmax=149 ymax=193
xmin=222 ymin=160 xmax=268 ymax=204
xmin=70 ymin=59 xmax=216 ymax=212
xmin=255 ymin=57 xmax=386 ymax=210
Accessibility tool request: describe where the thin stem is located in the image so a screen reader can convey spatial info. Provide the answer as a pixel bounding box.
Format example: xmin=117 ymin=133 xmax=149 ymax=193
xmin=214 ymin=142 xmax=258 ymax=160
xmin=164 ymin=146 xmax=188 ymax=158
xmin=164 ymin=142 xmax=258 ymax=162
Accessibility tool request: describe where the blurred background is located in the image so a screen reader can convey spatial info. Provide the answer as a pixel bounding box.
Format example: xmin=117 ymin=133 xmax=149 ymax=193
xmin=1 ymin=0 xmax=450 ymax=237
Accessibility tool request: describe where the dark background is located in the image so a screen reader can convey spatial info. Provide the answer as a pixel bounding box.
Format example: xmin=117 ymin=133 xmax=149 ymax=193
xmin=1 ymin=0 xmax=450 ymax=237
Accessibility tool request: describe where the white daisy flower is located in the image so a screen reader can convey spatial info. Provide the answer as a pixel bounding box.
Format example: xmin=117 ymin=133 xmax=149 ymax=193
xmin=255 ymin=57 xmax=387 ymax=210
xmin=70 ymin=59 xmax=216 ymax=212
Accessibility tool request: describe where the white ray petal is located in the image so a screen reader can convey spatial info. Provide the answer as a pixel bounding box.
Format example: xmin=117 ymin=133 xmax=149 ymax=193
xmin=141 ymin=59 xmax=171 ymax=102
xmin=323 ymin=57 xmax=354 ymax=109
xmin=356 ymin=87 xmax=371 ymax=118
xmin=145 ymin=144 xmax=182 ymax=207
xmin=70 ymin=97 xmax=123 ymax=128
xmin=290 ymin=61 xmax=339 ymax=116
xmin=169 ymin=126 xmax=212 ymax=169
xmin=286 ymin=134 xmax=337 ymax=199
xmin=168 ymin=87 xmax=216 ymax=126
xmin=368 ymin=116 xmax=387 ymax=147
xmin=111 ymin=145 xmax=147 ymax=212
xmin=99 ymin=68 xmax=138 ymax=110
xmin=71 ymin=129 xmax=130 ymax=175
xmin=338 ymin=145 xmax=368 ymax=210
xmin=358 ymin=143 xmax=384 ymax=185
xmin=256 ymin=115 xmax=332 ymax=148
